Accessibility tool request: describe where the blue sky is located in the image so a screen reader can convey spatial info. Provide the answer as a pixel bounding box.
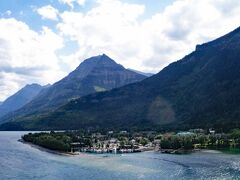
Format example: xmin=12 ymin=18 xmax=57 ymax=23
xmin=0 ymin=0 xmax=239 ymax=100
xmin=0 ymin=0 xmax=175 ymax=62
xmin=0 ymin=0 xmax=175 ymax=31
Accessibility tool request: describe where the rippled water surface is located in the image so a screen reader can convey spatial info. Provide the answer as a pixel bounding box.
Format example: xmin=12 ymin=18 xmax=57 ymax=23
xmin=0 ymin=131 xmax=240 ymax=179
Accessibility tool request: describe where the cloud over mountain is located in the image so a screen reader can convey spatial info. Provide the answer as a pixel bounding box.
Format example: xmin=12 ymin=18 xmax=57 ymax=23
xmin=0 ymin=0 xmax=240 ymax=101
xmin=0 ymin=18 xmax=64 ymax=101
xmin=57 ymin=0 xmax=240 ymax=73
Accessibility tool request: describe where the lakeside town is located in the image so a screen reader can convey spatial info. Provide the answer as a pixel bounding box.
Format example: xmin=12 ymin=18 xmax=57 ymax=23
xmin=22 ymin=128 xmax=240 ymax=155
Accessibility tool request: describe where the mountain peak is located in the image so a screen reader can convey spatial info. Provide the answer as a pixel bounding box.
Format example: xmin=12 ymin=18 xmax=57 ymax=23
xmin=97 ymin=53 xmax=117 ymax=63
xmin=79 ymin=54 xmax=116 ymax=66
xmin=69 ymin=54 xmax=124 ymax=80
xmin=96 ymin=54 xmax=123 ymax=67
xmin=85 ymin=54 xmax=117 ymax=65
xmin=99 ymin=53 xmax=108 ymax=58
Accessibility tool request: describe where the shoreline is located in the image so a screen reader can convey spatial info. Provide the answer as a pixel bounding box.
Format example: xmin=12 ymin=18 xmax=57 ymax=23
xmin=21 ymin=139 xmax=239 ymax=156
xmin=20 ymin=139 xmax=156 ymax=156
xmin=19 ymin=139 xmax=78 ymax=156
xmin=159 ymin=148 xmax=196 ymax=154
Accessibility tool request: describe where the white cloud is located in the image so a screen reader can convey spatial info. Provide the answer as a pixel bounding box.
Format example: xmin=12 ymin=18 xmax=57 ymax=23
xmin=0 ymin=18 xmax=65 ymax=101
xmin=57 ymin=0 xmax=240 ymax=73
xmin=59 ymin=0 xmax=86 ymax=8
xmin=5 ymin=10 xmax=11 ymax=16
xmin=37 ymin=5 xmax=59 ymax=21
xmin=77 ymin=0 xmax=86 ymax=6
xmin=1 ymin=0 xmax=240 ymax=101
xmin=58 ymin=0 xmax=145 ymax=70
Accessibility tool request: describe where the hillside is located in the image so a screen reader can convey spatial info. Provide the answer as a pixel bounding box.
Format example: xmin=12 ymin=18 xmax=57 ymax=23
xmin=1 ymin=27 xmax=240 ymax=131
xmin=0 ymin=54 xmax=146 ymax=124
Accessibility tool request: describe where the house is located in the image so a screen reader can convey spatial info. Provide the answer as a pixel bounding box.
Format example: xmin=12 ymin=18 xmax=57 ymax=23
xmin=177 ymin=132 xmax=195 ymax=136
xmin=120 ymin=130 xmax=127 ymax=134
xmin=130 ymin=139 xmax=136 ymax=144
xmin=209 ymin=129 xmax=215 ymax=135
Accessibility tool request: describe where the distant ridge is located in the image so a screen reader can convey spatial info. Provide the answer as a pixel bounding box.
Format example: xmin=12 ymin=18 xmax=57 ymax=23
xmin=0 ymin=84 xmax=44 ymax=119
xmin=128 ymin=69 xmax=154 ymax=77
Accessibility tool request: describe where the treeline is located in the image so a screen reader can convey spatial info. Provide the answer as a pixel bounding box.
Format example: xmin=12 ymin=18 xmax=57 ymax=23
xmin=22 ymin=132 xmax=72 ymax=152
xmin=160 ymin=129 xmax=240 ymax=151
xmin=160 ymin=136 xmax=193 ymax=150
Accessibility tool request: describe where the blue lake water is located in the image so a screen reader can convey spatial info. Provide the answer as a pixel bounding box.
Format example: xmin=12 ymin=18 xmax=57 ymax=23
xmin=0 ymin=131 xmax=240 ymax=179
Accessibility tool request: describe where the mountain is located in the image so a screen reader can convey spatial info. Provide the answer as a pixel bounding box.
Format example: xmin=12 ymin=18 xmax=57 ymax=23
xmin=0 ymin=84 xmax=44 ymax=119
xmin=128 ymin=69 xmax=154 ymax=77
xmin=0 ymin=54 xmax=147 ymax=125
xmin=1 ymin=27 xmax=240 ymax=131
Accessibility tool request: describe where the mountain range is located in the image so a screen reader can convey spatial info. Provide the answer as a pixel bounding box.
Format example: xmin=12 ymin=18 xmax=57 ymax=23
xmin=1 ymin=27 xmax=240 ymax=131
xmin=0 ymin=54 xmax=147 ymax=125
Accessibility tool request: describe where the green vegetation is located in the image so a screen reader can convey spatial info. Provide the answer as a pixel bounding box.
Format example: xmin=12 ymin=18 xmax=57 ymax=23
xmin=159 ymin=129 xmax=240 ymax=153
xmin=2 ymin=27 xmax=240 ymax=131
xmin=161 ymin=136 xmax=193 ymax=150
xmin=94 ymin=86 xmax=106 ymax=92
xmin=0 ymin=54 xmax=146 ymax=129
xmin=21 ymin=128 xmax=240 ymax=154
xmin=22 ymin=131 xmax=71 ymax=152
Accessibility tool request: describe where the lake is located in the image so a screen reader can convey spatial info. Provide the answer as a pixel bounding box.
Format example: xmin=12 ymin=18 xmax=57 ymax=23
xmin=0 ymin=131 xmax=240 ymax=179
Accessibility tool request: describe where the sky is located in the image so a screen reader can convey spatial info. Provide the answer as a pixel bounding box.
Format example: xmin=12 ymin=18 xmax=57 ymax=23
xmin=0 ymin=0 xmax=240 ymax=101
